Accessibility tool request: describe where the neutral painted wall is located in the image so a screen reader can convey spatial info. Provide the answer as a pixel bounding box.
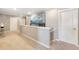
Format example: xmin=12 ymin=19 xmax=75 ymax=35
xmin=0 ymin=14 xmax=10 ymax=32
xmin=25 ymin=16 xmax=30 ymax=25
xmin=46 ymin=9 xmax=58 ymax=40
xmin=18 ymin=17 xmax=25 ymax=25
xmin=18 ymin=16 xmax=30 ymax=25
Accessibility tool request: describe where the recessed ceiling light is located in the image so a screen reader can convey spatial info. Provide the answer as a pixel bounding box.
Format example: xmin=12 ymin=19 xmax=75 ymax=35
xmin=27 ymin=12 xmax=32 ymax=15
xmin=13 ymin=8 xmax=17 ymax=10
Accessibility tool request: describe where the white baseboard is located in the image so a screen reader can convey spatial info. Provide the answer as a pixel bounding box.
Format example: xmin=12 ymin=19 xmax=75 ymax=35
xmin=56 ymin=39 xmax=79 ymax=47
xmin=52 ymin=39 xmax=60 ymax=42
xmin=21 ymin=33 xmax=50 ymax=48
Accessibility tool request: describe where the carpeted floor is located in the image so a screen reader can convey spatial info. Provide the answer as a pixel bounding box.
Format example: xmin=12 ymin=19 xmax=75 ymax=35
xmin=0 ymin=32 xmax=35 ymax=50
xmin=51 ymin=41 xmax=79 ymax=50
xmin=0 ymin=32 xmax=48 ymax=50
xmin=0 ymin=32 xmax=79 ymax=50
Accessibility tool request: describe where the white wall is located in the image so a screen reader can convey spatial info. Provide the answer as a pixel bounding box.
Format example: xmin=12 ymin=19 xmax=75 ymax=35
xmin=46 ymin=9 xmax=58 ymax=40
xmin=18 ymin=16 xmax=30 ymax=25
xmin=0 ymin=14 xmax=10 ymax=32
xmin=18 ymin=17 xmax=25 ymax=25
xmin=26 ymin=16 xmax=30 ymax=25
xmin=10 ymin=17 xmax=20 ymax=32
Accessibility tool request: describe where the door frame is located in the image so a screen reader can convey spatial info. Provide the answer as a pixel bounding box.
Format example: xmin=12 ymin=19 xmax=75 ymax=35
xmin=58 ymin=9 xmax=78 ymax=46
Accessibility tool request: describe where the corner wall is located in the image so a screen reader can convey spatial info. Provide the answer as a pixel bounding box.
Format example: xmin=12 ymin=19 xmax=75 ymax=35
xmin=0 ymin=14 xmax=10 ymax=32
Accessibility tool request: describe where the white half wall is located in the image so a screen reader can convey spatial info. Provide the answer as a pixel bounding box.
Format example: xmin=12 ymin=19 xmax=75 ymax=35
xmin=20 ymin=25 xmax=50 ymax=48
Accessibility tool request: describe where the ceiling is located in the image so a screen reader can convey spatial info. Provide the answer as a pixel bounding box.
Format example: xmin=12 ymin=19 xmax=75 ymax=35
xmin=0 ymin=8 xmax=52 ymax=16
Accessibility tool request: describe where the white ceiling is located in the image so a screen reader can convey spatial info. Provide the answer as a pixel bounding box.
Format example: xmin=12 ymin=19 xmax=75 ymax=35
xmin=0 ymin=8 xmax=52 ymax=16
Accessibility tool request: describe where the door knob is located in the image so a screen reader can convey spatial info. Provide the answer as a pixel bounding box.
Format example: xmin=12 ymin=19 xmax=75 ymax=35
xmin=73 ymin=28 xmax=76 ymax=30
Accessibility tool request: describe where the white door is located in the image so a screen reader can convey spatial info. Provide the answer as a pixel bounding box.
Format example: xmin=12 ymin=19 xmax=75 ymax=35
xmin=10 ymin=17 xmax=18 ymax=32
xmin=73 ymin=9 xmax=78 ymax=45
xmin=59 ymin=9 xmax=78 ymax=44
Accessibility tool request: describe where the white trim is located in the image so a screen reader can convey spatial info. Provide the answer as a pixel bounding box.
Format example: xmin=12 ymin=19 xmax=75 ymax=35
xmin=58 ymin=39 xmax=79 ymax=47
xmin=64 ymin=40 xmax=79 ymax=47
xmin=58 ymin=9 xmax=79 ymax=48
xmin=54 ymin=38 xmax=79 ymax=47
xmin=54 ymin=39 xmax=60 ymax=41
xmin=21 ymin=33 xmax=50 ymax=48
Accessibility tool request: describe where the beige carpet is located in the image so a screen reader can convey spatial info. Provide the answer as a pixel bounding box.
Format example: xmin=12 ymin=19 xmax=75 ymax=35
xmin=51 ymin=41 xmax=79 ymax=50
xmin=0 ymin=32 xmax=34 ymax=50
xmin=0 ymin=32 xmax=79 ymax=50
